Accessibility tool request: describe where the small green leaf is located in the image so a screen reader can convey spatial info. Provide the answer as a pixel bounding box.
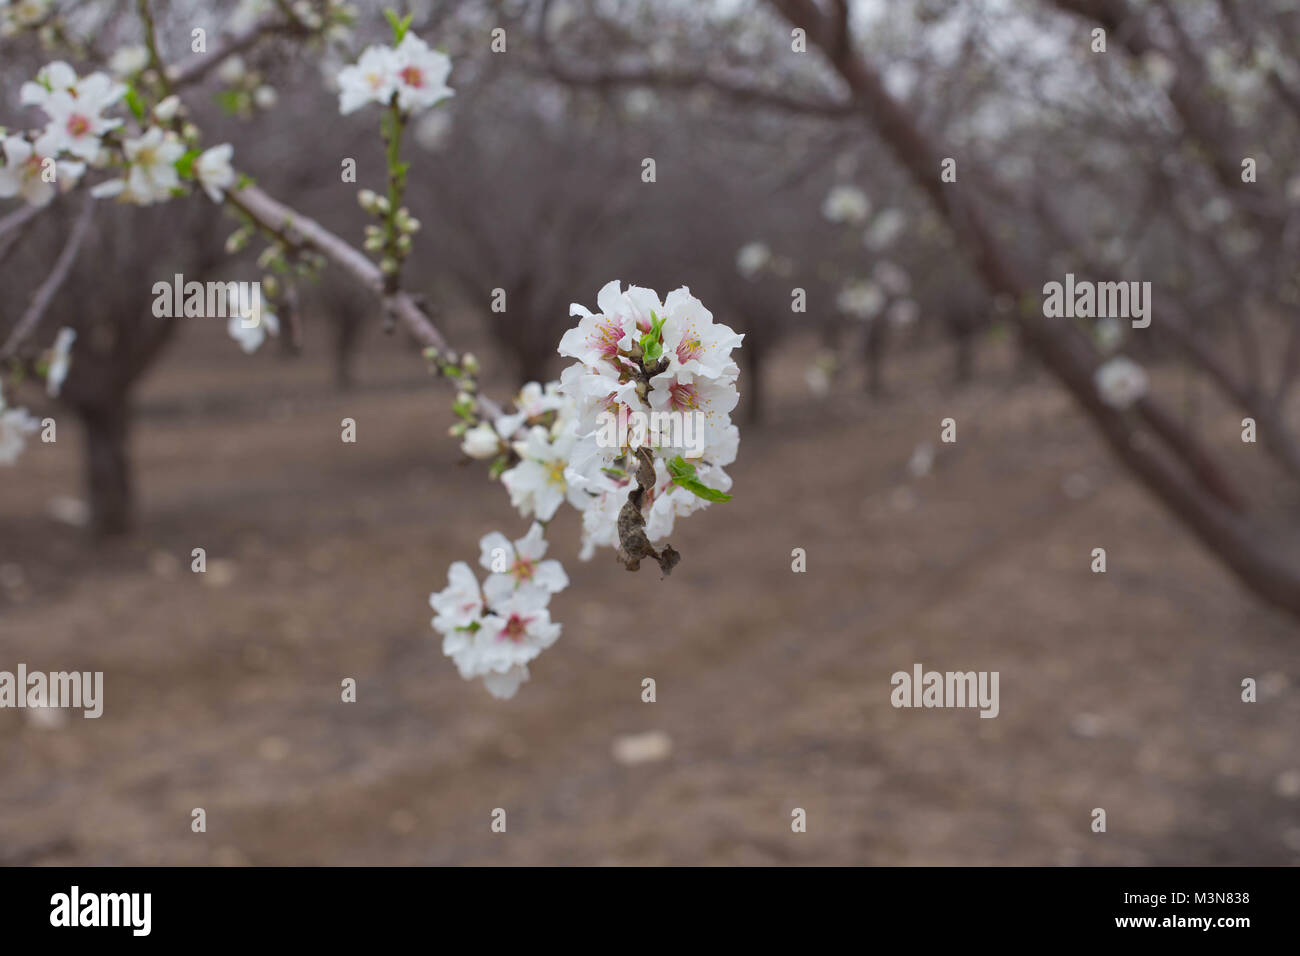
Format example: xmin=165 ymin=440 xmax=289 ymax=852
xmin=124 ymin=84 xmax=146 ymax=121
xmin=175 ymin=148 xmax=201 ymax=179
xmin=667 ymin=455 xmax=732 ymax=502
xmin=384 ymin=9 xmax=413 ymax=43
xmin=236 ymin=172 xmax=255 ymax=190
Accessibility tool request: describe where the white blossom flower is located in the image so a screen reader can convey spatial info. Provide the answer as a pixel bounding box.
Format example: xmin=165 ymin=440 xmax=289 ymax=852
xmin=253 ymin=85 xmax=278 ymax=110
xmin=152 ymin=95 xmax=182 ymax=122
xmin=480 ymin=664 xmax=531 ymax=699
xmin=1095 ymin=356 xmax=1148 ymax=409
xmin=735 ymin=241 xmax=771 ymax=279
xmin=92 ymin=127 xmax=185 ymax=204
xmin=46 ymin=326 xmax=75 ymax=397
xmin=109 ymin=45 xmax=150 ymax=78
xmin=478 ymin=522 xmax=568 ymax=605
xmin=0 ymin=134 xmax=84 ymax=207
xmin=227 ymin=303 xmax=279 ymax=353
xmin=558 ymin=279 xmax=655 ymax=370
xmin=195 ymin=143 xmax=236 ymax=202
xmin=500 ymin=424 xmax=584 ymax=521
xmin=2 ymin=0 xmax=51 ymax=33
xmin=473 ymin=587 xmax=561 ymax=679
xmin=864 ymin=208 xmax=907 ymax=250
xmin=461 ymin=421 xmax=502 ymax=459
xmin=38 ymin=72 xmax=127 ymax=161
xmin=216 ymin=55 xmax=249 ymax=86
xmin=0 ymin=403 xmax=40 ymax=465
xmin=429 ymin=560 xmax=484 ymax=635
xmin=19 ymin=60 xmax=77 ymax=109
xmin=493 ymin=380 xmax=567 ymax=438
xmin=391 ymin=34 xmax=455 ymax=114
xmin=649 ymin=286 xmax=744 ymax=382
xmin=822 ymin=184 xmax=871 ymax=224
xmin=338 ymin=44 xmax=400 ymax=114
xmin=836 ymin=280 xmax=886 ymax=321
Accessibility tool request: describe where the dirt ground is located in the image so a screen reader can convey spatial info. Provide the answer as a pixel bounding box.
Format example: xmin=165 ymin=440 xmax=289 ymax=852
xmin=1 ymin=314 xmax=1298 ymax=866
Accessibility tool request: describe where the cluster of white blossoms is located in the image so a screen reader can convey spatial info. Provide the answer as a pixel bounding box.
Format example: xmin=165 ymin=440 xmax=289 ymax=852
xmin=822 ymin=183 xmax=871 ymax=225
xmin=337 ymin=33 xmax=454 ymax=115
xmin=429 ymin=523 xmax=567 ymax=699
xmin=0 ymin=61 xmax=237 ymax=208
xmin=558 ymin=281 xmax=742 ymax=555
xmin=432 ymin=282 xmax=743 ymax=696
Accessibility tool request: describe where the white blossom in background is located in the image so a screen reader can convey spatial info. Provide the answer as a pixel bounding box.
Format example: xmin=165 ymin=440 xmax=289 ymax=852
xmin=1095 ymin=356 xmax=1148 ymax=409
xmin=46 ymin=327 xmax=76 ymax=397
xmin=460 ymin=421 xmax=502 ymax=460
xmin=226 ymin=305 xmax=279 ymax=354
xmin=0 ymin=386 xmax=40 ymax=466
xmin=735 ymin=241 xmax=771 ymax=280
xmin=195 ymin=144 xmax=236 ymax=202
xmin=836 ymin=279 xmax=885 ymax=321
xmin=0 ymin=134 xmax=83 ymax=207
xmin=217 ymin=55 xmax=250 ymax=87
xmin=864 ymin=208 xmax=907 ymax=251
xmin=822 ymin=184 xmax=871 ymax=225
xmin=1 ymin=0 xmax=51 ymax=35
xmin=109 ymin=45 xmax=150 ymax=78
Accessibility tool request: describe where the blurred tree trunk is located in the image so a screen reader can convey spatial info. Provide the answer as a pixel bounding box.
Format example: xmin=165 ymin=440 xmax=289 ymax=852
xmin=76 ymin=396 xmax=132 ymax=537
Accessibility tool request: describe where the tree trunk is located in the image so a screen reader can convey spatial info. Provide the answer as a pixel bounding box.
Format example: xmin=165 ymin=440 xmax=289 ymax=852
xmin=79 ymin=398 xmax=132 ymax=537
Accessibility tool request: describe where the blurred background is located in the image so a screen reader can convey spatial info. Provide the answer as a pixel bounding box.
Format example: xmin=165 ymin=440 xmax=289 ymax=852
xmin=1 ymin=0 xmax=1298 ymax=864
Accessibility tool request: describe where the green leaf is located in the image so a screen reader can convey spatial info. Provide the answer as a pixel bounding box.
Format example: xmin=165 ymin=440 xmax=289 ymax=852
xmin=667 ymin=455 xmax=732 ymax=503
xmin=124 ymin=84 xmax=146 ymax=121
xmin=640 ymin=308 xmax=668 ymax=362
xmin=175 ymin=148 xmax=201 ymax=179
xmin=236 ymin=173 xmax=255 ymax=190
xmin=384 ymin=9 xmax=413 ymax=43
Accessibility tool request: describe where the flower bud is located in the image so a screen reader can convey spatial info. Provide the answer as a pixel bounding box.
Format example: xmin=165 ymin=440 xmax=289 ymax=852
xmin=461 ymin=353 xmax=479 ymax=375
xmin=153 ymin=95 xmax=182 ymax=121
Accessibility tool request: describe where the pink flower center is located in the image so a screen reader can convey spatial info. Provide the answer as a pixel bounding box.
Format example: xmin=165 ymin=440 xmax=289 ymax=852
xmin=668 ymin=381 xmax=700 ymax=411
xmin=399 ymin=66 xmax=425 ymax=88
xmin=66 ymin=113 xmax=91 ymax=137
xmin=677 ymin=336 xmax=703 ymax=363
xmin=511 ymin=557 xmax=536 ymax=581
xmin=589 ymin=318 xmax=623 ymax=357
xmin=500 ymin=613 xmax=530 ymax=643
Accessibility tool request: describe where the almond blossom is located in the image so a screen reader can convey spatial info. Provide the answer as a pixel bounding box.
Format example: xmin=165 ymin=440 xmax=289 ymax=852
xmin=0 ymin=133 xmax=84 ymax=207
xmin=478 ymin=523 xmax=568 ymax=605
